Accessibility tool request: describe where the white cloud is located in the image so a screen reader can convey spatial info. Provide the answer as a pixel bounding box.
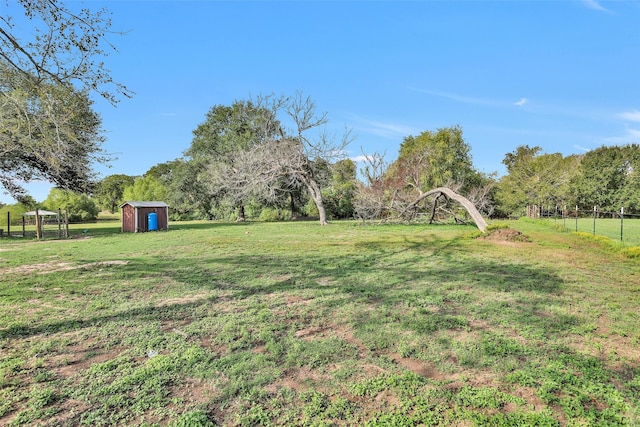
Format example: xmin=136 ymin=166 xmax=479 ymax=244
xmin=619 ymin=110 xmax=640 ymax=122
xmin=409 ymin=87 xmax=502 ymax=107
xmin=602 ymin=127 xmax=640 ymax=144
xmin=350 ymin=155 xmax=373 ymax=163
xmin=572 ymin=144 xmax=591 ymax=152
xmin=514 ymin=98 xmax=528 ymax=107
xmin=627 ymin=128 xmax=640 ymax=139
xmin=583 ymin=0 xmax=609 ymax=12
xmin=345 ymin=114 xmax=418 ymax=139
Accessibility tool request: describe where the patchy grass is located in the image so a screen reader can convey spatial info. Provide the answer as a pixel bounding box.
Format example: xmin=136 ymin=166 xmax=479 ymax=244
xmin=0 ymin=220 xmax=638 ymax=426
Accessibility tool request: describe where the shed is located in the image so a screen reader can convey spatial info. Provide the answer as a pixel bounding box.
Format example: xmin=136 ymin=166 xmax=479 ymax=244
xmin=120 ymin=201 xmax=169 ymax=233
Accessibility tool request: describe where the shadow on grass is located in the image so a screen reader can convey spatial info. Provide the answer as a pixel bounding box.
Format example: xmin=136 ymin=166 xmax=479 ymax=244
xmin=2 ymin=234 xmax=567 ymax=341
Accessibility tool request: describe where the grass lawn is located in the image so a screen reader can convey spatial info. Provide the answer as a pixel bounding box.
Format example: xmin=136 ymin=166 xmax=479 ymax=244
xmin=0 ymin=220 xmax=639 ymax=426
xmin=543 ymin=215 xmax=640 ymax=246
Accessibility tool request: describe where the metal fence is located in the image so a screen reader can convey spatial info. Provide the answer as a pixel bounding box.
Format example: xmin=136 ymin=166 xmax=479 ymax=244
xmin=528 ymin=205 xmax=640 ymax=245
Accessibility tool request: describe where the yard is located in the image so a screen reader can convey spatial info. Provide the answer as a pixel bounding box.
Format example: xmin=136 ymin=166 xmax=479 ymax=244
xmin=0 ymin=220 xmax=638 ymax=426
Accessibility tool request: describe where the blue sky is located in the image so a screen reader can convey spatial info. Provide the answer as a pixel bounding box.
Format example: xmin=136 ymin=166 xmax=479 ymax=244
xmin=5 ymin=0 xmax=640 ymax=203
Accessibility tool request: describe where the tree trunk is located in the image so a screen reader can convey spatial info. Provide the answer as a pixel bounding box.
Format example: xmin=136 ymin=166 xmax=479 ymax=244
xmin=289 ymin=192 xmax=296 ymax=219
xmin=302 ymin=176 xmax=328 ymax=226
xmin=236 ymin=204 xmax=246 ymax=222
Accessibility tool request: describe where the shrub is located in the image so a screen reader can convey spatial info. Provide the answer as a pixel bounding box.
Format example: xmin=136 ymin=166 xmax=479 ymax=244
xmin=259 ymin=207 xmax=286 ymax=222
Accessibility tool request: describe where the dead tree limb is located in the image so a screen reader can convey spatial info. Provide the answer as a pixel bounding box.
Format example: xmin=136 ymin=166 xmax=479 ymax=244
xmin=403 ymin=187 xmax=488 ymax=232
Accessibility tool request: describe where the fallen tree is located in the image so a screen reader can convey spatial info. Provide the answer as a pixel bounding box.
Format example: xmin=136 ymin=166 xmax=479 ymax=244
xmin=401 ymin=187 xmax=488 ymax=232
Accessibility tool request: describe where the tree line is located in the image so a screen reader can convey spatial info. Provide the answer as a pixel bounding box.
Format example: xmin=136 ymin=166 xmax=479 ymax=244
xmin=2 ymin=2 xmax=639 ymax=225
xmin=6 ymin=105 xmax=639 ymax=226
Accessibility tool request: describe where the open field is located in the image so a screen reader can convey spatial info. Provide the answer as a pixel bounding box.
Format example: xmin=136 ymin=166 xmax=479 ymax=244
xmin=0 ymin=220 xmax=639 ymax=426
xmin=542 ymin=216 xmax=640 ymax=246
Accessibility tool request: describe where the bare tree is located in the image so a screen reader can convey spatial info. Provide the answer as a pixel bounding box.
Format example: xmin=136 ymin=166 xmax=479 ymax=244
xmin=353 ymin=151 xmax=388 ymax=223
xmin=217 ymin=93 xmax=354 ymax=225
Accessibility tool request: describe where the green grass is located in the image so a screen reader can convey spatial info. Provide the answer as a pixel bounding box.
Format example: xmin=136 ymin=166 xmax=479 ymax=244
xmin=544 ymin=215 xmax=640 ymax=245
xmin=0 ymin=219 xmax=639 ymax=426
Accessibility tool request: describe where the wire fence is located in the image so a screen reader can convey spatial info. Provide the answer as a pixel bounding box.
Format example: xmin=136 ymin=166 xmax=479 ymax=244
xmin=527 ymin=205 xmax=640 ymax=246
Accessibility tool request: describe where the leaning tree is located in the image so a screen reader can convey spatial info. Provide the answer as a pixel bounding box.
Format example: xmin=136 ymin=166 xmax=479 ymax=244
xmin=354 ymin=126 xmax=493 ymax=231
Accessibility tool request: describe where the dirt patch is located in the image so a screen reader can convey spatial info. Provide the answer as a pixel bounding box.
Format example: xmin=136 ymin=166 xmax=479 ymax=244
xmin=155 ymin=292 xmax=214 ymax=308
xmin=388 ymin=353 xmax=445 ymax=380
xmin=266 ymin=366 xmax=330 ymax=394
xmin=56 ymin=347 xmax=125 ymax=379
xmin=0 ymin=260 xmax=128 ymax=275
xmin=482 ymin=228 xmax=530 ymax=243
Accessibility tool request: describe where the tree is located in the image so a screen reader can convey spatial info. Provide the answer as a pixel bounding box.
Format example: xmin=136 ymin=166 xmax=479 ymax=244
xmin=0 ymin=201 xmax=31 ymax=227
xmin=0 ymin=62 xmax=108 ymax=199
xmin=122 ymin=175 xmax=167 ymax=202
xmin=495 ymin=145 xmax=580 ymax=216
xmin=94 ymin=174 xmax=135 ymax=213
xmin=1 ymin=0 xmax=130 ymax=104
xmin=571 ymin=144 xmax=640 ymax=212
xmin=194 ymin=93 xmax=353 ymax=225
xmin=42 ymin=188 xmax=98 ymax=222
xmin=386 ymin=126 xmax=477 ymax=193
xmin=187 ymin=100 xmax=281 ymax=221
xmin=323 ymin=159 xmax=357 ymax=219
xmin=227 ymin=93 xmax=354 ymax=225
xmin=353 ymin=152 xmax=389 ymax=222
xmin=374 ymin=125 xmax=492 ymax=223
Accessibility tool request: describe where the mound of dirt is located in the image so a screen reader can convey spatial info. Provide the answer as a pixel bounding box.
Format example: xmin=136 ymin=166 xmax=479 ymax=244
xmin=483 ymin=227 xmax=529 ymax=242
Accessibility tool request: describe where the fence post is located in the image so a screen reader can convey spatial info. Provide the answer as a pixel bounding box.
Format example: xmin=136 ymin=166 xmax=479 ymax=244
xmin=620 ymin=207 xmax=624 ymax=242
xmin=593 ymin=206 xmax=597 ymax=236
xmin=65 ymin=210 xmax=69 ymax=238
xmin=35 ymin=208 xmax=41 ymax=239
xmin=6 ymin=211 xmax=9 ymax=236
xmin=58 ymin=208 xmax=62 ymax=238
xmin=575 ymin=205 xmax=578 ymax=232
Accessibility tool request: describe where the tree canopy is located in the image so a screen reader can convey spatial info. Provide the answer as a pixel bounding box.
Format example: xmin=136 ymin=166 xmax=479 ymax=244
xmin=0 ymin=62 xmax=107 ymax=200
xmin=0 ymin=0 xmax=130 ymax=104
xmin=571 ymin=144 xmax=640 ymax=212
xmin=386 ymin=125 xmax=478 ymax=193
xmin=1 ymin=0 xmax=129 ymax=202
xmin=188 ymin=93 xmax=353 ymax=225
xmin=495 ymin=145 xmax=581 ymax=216
xmin=94 ymin=174 xmax=135 ymax=213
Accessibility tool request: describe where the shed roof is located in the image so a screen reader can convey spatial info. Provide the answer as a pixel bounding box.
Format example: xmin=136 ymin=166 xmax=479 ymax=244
xmin=120 ymin=201 xmax=169 ymax=208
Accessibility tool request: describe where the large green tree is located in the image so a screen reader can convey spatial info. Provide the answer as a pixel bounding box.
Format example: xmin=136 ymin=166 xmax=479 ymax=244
xmin=322 ymin=159 xmax=357 ymax=219
xmin=122 ymin=175 xmax=167 ymax=202
xmin=220 ymin=93 xmax=353 ymax=225
xmin=354 ymin=126 xmax=493 ymax=223
xmin=187 ymin=100 xmax=280 ymax=221
xmin=386 ymin=125 xmax=478 ymax=193
xmin=495 ymin=145 xmax=580 ymax=216
xmin=94 ymin=174 xmax=135 ymax=213
xmin=571 ymin=144 xmax=640 ymax=212
xmin=42 ymin=188 xmax=99 ymax=222
xmin=143 ymin=159 xmax=208 ymax=220
xmin=0 ymin=62 xmax=107 ymax=200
